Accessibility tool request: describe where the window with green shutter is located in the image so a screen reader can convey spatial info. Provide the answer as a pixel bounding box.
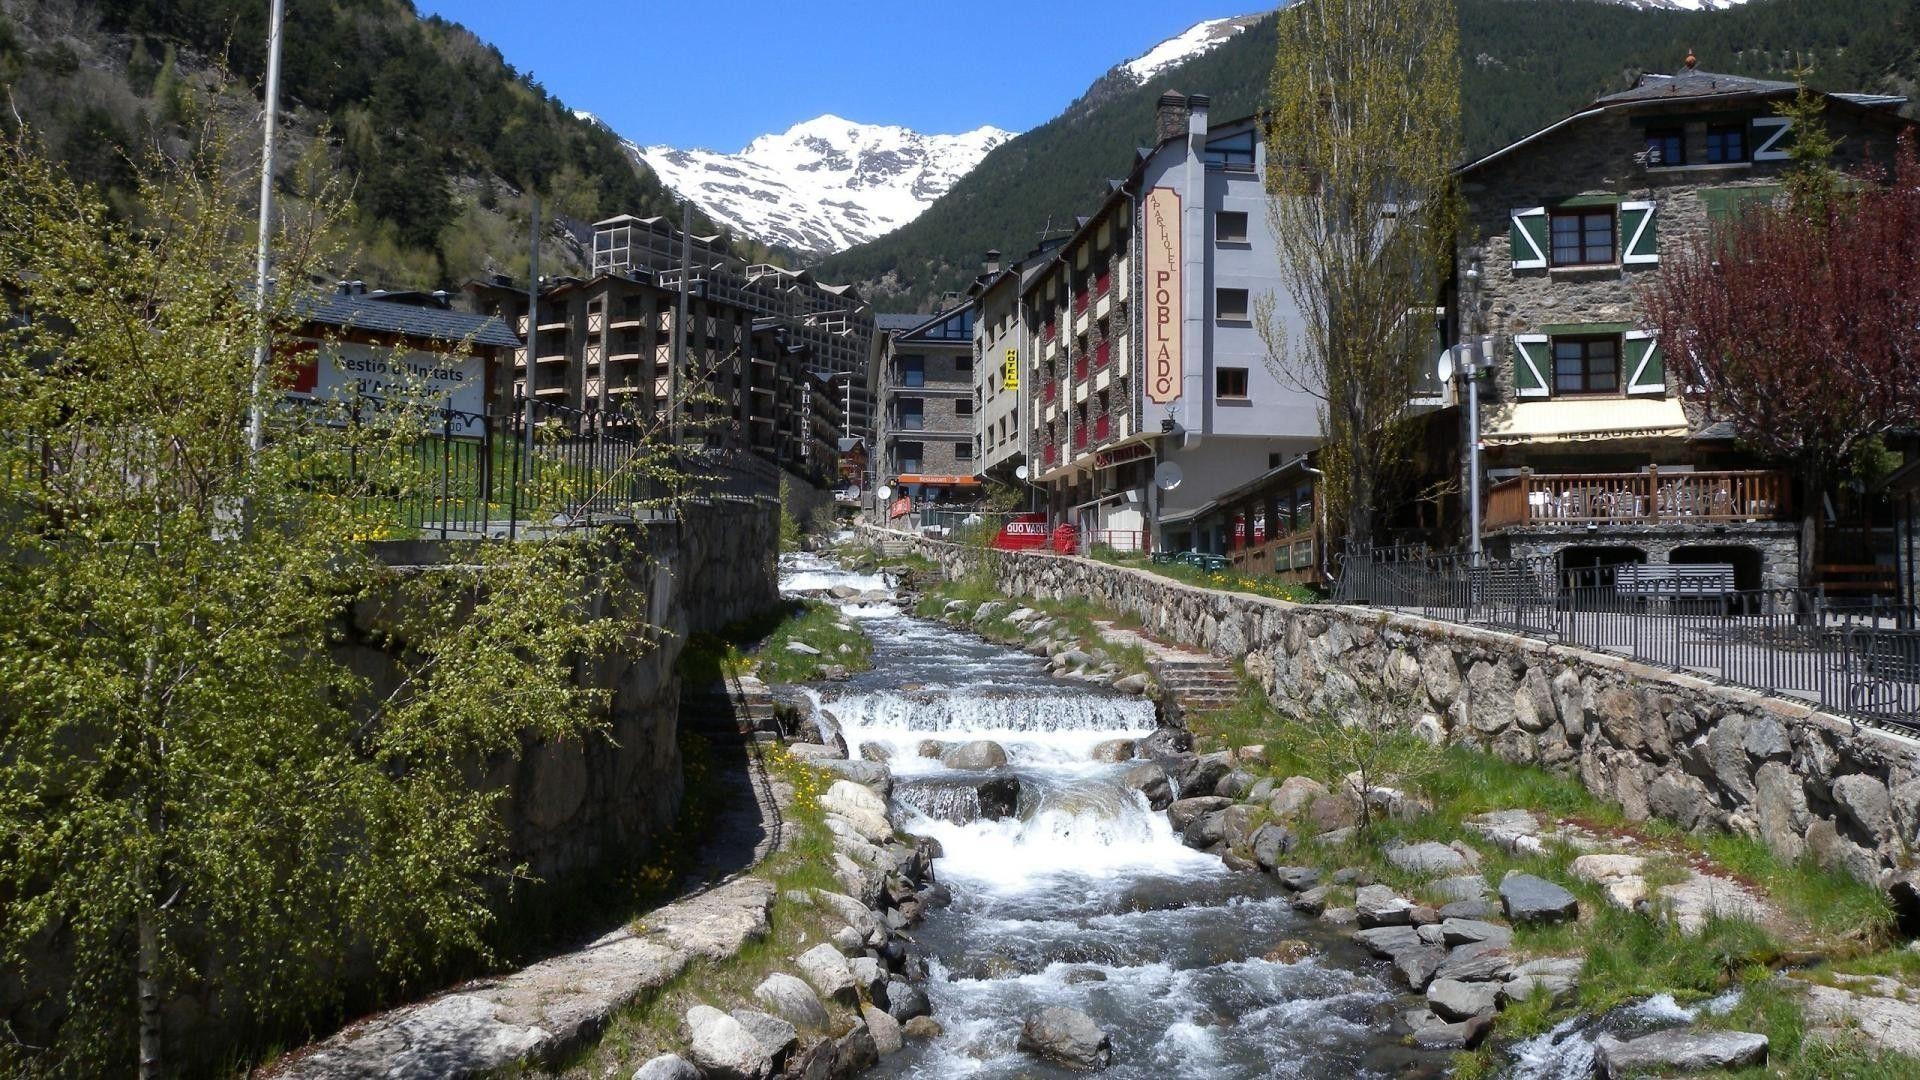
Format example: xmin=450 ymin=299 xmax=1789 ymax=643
xmin=1620 ymin=200 xmax=1658 ymax=264
xmin=1510 ymin=208 xmax=1548 ymax=270
xmin=1624 ymin=331 xmax=1666 ymax=395
xmin=1512 ymin=335 xmax=1549 ymax=398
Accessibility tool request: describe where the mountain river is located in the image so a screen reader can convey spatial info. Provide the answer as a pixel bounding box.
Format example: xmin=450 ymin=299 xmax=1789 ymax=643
xmin=780 ymin=550 xmax=1452 ymax=1079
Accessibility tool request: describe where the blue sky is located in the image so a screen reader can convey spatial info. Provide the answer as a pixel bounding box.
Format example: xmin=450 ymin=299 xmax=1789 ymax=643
xmin=414 ymin=2 xmax=1255 ymax=150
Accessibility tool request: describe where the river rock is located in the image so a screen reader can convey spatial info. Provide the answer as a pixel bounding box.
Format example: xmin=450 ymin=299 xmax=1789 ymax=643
xmin=1090 ymin=738 xmax=1137 ymax=763
xmin=883 ymin=976 xmax=930 ymax=1022
xmin=861 ymin=1003 xmax=904 ymax=1056
xmin=1386 ymin=841 xmax=1472 ymax=877
xmin=1429 ymin=874 xmax=1490 ymax=904
xmin=1432 ymin=941 xmax=1513 ymax=983
xmin=1017 ymin=1006 xmax=1114 ymax=1070
xmin=1394 ymin=945 xmax=1448 ymax=991
xmin=730 ymin=1008 xmax=798 ymax=1064
xmin=941 ymin=740 xmax=1010 ymax=770
xmin=1167 ymin=796 xmax=1233 ymax=832
xmin=1291 ymin=885 xmax=1330 ymax=915
xmin=813 ymin=890 xmax=881 ymax=944
xmin=833 ymin=1019 xmax=880 ymax=1075
xmin=902 ymin=1016 xmax=943 ymax=1040
xmin=1216 ymin=769 xmax=1259 ymax=799
xmin=1121 ymin=761 xmax=1173 ymax=809
xmin=975 ymin=775 xmax=1022 ymax=820
xmin=1251 ymin=824 xmax=1294 ymax=869
xmin=1438 ymin=919 xmax=1512 ymax=949
xmin=1439 ymin=899 xmax=1499 ymax=921
xmin=1220 ymin=803 xmax=1259 ymax=850
xmin=753 ymin=973 xmax=829 ymax=1031
xmin=1138 ymin=727 xmax=1193 ymax=757
xmin=813 ymin=759 xmax=893 ymax=798
xmin=1353 ymin=925 xmax=1425 ymax=959
xmin=859 ymin=743 xmax=891 ymax=764
xmin=1272 ymin=865 xmax=1319 ymax=892
xmin=1500 ymin=957 xmax=1581 ymax=1008
xmin=788 ymin=742 xmax=844 ymax=763
xmin=795 ymin=943 xmax=859 ymax=1006
xmin=1184 ymin=809 xmax=1228 ymax=849
xmin=1427 ymin=978 xmax=1499 ymax=1022
xmin=1170 ymin=751 xmax=1233 ymax=798
xmin=631 ymin=1054 xmax=701 ymax=1080
xmin=1594 ymin=1029 xmax=1768 ymax=1077
xmin=683 ymin=1005 xmax=774 ymax=1080
xmin=821 ymin=781 xmax=894 ymax=844
xmin=1355 ymin=885 xmax=1414 ymax=928
xmin=1499 ymin=872 xmax=1579 ymax=924
xmin=848 ymin=956 xmax=887 ymax=1001
xmin=785 ymin=640 xmax=822 ymax=656
xmin=1112 ymin=672 xmax=1151 ymax=694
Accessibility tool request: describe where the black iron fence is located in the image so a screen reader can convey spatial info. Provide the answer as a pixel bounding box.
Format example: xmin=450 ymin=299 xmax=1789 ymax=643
xmin=1336 ymin=545 xmax=1920 ymax=733
xmin=285 ymin=398 xmax=781 ymax=540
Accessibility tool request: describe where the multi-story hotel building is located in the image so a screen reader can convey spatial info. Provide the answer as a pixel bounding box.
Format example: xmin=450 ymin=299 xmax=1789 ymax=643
xmin=1023 ymin=93 xmax=1320 ymax=551
xmin=873 ymin=303 xmax=979 ymax=518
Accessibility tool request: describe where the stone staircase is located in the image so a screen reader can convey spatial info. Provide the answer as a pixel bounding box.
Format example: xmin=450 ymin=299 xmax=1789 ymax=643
xmin=1152 ymin=656 xmax=1245 ymax=713
xmin=876 ymin=537 xmax=914 ymax=559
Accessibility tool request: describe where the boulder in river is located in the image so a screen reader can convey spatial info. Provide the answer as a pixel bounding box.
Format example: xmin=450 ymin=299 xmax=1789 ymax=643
xmin=1137 ymin=727 xmax=1193 ymax=757
xmin=1167 ymin=796 xmax=1233 ymax=833
xmin=861 ymin=1003 xmax=904 ymax=1056
xmin=1017 ymin=1006 xmax=1114 ymax=1070
xmin=832 ymin=1018 xmax=880 ymax=1074
xmin=883 ymin=976 xmax=930 ymax=1022
xmin=1251 ymin=823 xmax=1294 ymax=869
xmin=1174 ymin=751 xmax=1234 ymax=797
xmin=1426 ymin=978 xmax=1499 ymax=1022
xmin=1594 ymin=1029 xmax=1768 ymax=1077
xmin=752 ymin=973 xmax=828 ymax=1031
xmin=794 ymin=943 xmax=859 ymax=1006
xmin=976 ymin=775 xmax=1021 ymax=820
xmin=821 ymin=781 xmax=893 ymax=844
xmin=1355 ymin=884 xmax=1414 ymax=928
xmin=940 ymin=739 xmax=1010 ymax=770
xmin=1499 ymin=872 xmax=1580 ymax=924
xmin=1120 ymin=761 xmax=1173 ymax=809
xmin=728 ymin=1008 xmax=798 ymax=1065
xmin=1090 ymin=738 xmax=1136 ymax=763
xmin=682 ymin=1005 xmax=773 ymax=1080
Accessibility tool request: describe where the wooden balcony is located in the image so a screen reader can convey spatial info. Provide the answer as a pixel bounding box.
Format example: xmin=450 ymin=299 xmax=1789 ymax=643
xmin=1484 ymin=469 xmax=1792 ymax=530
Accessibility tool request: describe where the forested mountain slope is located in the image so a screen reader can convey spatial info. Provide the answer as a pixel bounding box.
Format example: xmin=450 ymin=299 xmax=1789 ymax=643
xmin=818 ymin=0 xmax=1920 ymax=311
xmin=0 ymin=0 xmax=759 ymax=288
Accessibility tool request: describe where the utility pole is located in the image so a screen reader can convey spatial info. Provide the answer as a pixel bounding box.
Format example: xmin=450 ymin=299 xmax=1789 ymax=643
xmin=524 ymin=194 xmax=539 ymax=472
xmin=245 ymin=0 xmax=286 ymax=462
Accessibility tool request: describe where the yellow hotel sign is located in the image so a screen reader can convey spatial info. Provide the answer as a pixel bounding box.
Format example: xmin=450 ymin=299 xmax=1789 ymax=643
xmin=1003 ymin=348 xmax=1019 ymax=390
xmin=1144 ymin=186 xmax=1182 ymax=404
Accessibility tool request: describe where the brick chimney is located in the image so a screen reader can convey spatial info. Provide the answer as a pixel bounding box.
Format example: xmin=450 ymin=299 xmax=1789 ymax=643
xmin=1156 ymin=92 xmax=1190 ymax=143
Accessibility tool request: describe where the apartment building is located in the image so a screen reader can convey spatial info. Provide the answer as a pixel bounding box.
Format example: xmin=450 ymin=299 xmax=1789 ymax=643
xmin=969 ymin=248 xmax=1048 ymax=488
xmin=1453 ymin=60 xmax=1909 ymax=589
xmin=1023 ymin=93 xmax=1320 ymax=552
xmin=874 ymin=304 xmax=979 ymax=517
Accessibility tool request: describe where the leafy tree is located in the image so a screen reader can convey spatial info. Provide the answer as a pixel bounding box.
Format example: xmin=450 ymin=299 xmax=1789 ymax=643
xmin=1285 ymin=685 xmax=1439 ymax=839
xmin=1261 ymin=0 xmax=1462 ymax=548
xmin=0 ymin=117 xmax=649 ymax=1075
xmin=1643 ymin=134 xmax=1920 ymax=581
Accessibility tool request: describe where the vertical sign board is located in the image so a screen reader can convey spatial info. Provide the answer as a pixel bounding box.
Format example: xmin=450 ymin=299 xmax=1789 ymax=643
xmin=1003 ymin=348 xmax=1019 ymax=391
xmin=1144 ymin=187 xmax=1183 ymax=405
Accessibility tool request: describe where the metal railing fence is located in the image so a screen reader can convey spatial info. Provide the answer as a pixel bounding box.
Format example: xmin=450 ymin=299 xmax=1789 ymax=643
xmin=1335 ymin=545 xmax=1920 ymax=733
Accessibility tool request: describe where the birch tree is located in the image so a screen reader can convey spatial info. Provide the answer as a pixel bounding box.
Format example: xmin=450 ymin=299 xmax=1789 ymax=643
xmin=0 ymin=119 xmax=647 ymax=1075
xmin=1261 ymin=0 xmax=1462 ymax=548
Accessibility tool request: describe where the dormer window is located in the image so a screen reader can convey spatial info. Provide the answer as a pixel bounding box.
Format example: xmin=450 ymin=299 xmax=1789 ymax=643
xmin=1706 ymin=124 xmax=1747 ymax=164
xmin=1645 ymin=128 xmax=1684 ymax=167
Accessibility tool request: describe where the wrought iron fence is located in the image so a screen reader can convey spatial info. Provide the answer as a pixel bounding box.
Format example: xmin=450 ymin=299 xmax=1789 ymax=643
xmin=1336 ymin=544 xmax=1920 ymax=733
xmin=284 ymin=397 xmax=781 ymax=540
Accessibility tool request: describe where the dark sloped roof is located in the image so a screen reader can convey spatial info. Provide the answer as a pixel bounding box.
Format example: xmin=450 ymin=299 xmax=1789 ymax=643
xmin=298 ymin=292 xmax=521 ymax=348
xmin=1595 ymin=69 xmax=1798 ymax=106
xmin=874 ymin=313 xmax=927 ymax=332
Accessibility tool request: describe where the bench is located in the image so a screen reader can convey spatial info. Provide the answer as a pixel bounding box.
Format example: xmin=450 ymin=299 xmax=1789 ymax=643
xmin=1153 ymin=550 xmax=1229 ymax=571
xmin=1817 ymin=563 xmax=1898 ymax=596
xmin=1614 ymin=563 xmax=1737 ymax=598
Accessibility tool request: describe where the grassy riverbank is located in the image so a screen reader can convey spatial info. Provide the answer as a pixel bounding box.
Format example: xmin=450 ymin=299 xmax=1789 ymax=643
xmin=683 ymin=600 xmax=876 ymax=686
xmin=911 ymin=577 xmax=1155 ymax=684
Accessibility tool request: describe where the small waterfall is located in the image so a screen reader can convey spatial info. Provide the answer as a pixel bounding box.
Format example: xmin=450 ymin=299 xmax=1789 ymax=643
xmin=894 ymin=781 xmax=987 ymax=825
xmin=828 ymin=689 xmax=1155 ymax=735
xmin=1505 ymin=990 xmax=1744 ymax=1079
xmin=778 ymin=550 xmax=891 ymax=595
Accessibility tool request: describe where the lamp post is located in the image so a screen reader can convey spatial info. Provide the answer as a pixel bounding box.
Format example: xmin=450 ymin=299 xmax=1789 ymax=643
xmin=245 ymin=0 xmax=286 ymax=463
xmin=1458 ymin=251 xmax=1488 ymax=559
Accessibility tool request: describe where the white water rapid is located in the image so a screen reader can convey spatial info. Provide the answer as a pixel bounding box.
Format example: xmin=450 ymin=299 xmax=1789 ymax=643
xmin=777 ymin=551 xmax=1446 ymax=1078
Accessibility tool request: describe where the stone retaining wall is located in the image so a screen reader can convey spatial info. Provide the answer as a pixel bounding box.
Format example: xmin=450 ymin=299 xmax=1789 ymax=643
xmin=868 ymin=526 xmax=1920 ymax=887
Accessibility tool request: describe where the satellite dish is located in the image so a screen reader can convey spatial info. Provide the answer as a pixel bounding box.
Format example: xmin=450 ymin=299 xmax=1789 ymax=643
xmin=1154 ymin=461 xmax=1184 ymax=491
xmin=1014 ymin=464 xmax=1030 ymax=481
xmin=1436 ymin=349 xmax=1456 ymax=384
xmin=875 ymin=484 xmax=892 ymax=501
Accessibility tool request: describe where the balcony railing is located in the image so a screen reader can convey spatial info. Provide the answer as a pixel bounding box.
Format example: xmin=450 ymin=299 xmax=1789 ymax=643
xmin=1073 ymin=291 xmax=1089 ymax=316
xmin=1095 ymin=340 xmax=1111 ymax=369
xmin=1094 ymin=415 xmax=1111 ymax=442
xmin=1484 ymin=469 xmax=1792 ymax=530
xmin=1095 ymin=271 xmax=1111 ymax=297
xmin=1073 ymin=428 xmax=1089 ymax=450
xmin=1043 ymin=382 xmax=1057 ymax=404
xmin=1042 ymin=322 xmax=1056 ymax=343
xmin=1044 ymin=445 xmax=1058 ymax=466
xmin=1074 ymin=357 xmax=1089 ymax=382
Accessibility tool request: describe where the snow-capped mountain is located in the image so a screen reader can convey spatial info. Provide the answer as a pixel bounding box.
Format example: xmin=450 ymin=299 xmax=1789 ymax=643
xmin=626 ymin=117 xmax=1011 ymax=257
xmin=1120 ymin=14 xmax=1270 ymax=84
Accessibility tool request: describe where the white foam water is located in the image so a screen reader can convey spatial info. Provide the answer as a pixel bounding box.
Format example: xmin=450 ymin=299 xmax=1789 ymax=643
xmin=778 ymin=551 xmax=891 ymax=596
xmin=1505 ymin=989 xmax=1746 ymax=1080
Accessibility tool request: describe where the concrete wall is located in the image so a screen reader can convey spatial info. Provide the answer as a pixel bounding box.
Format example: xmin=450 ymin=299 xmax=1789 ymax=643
xmin=875 ymin=526 xmax=1920 ymax=888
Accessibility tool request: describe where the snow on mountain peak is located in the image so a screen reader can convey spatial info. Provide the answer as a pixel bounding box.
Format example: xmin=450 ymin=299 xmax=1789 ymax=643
xmin=631 ymin=116 xmax=1012 ymax=257
xmin=1122 ymin=13 xmax=1268 ymax=84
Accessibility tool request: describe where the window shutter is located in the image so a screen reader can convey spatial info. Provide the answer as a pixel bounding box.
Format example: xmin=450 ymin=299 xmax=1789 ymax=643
xmin=1751 ymin=116 xmax=1792 ymax=162
xmin=1620 ymin=200 xmax=1659 ymax=264
xmin=1513 ymin=334 xmax=1550 ymax=398
xmin=1510 ymin=208 xmax=1548 ymax=270
xmin=1624 ymin=331 xmax=1666 ymax=395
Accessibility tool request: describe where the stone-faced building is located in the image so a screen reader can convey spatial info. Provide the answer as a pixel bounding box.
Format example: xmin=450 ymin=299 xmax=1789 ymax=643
xmin=874 ymin=303 xmax=980 ymax=517
xmin=1454 ymin=61 xmax=1909 ymax=589
xmin=1024 ymin=92 xmax=1321 ymax=553
xmin=968 ymin=248 xmax=1044 ymax=488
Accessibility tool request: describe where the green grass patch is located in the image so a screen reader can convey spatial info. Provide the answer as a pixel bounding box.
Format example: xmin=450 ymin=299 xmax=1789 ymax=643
xmin=682 ymin=600 xmax=875 ymax=687
xmin=1087 ymin=547 xmax=1321 ymax=603
xmin=914 ymin=578 xmax=1153 ymax=681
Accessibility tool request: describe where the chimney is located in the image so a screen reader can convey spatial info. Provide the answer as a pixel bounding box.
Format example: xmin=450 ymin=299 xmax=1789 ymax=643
xmin=1156 ymin=91 xmax=1190 ymax=143
xmin=984 ymin=249 xmax=1002 ymax=275
xmin=336 ymin=280 xmax=353 ymax=296
xmin=1187 ymin=93 xmax=1211 ymax=141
